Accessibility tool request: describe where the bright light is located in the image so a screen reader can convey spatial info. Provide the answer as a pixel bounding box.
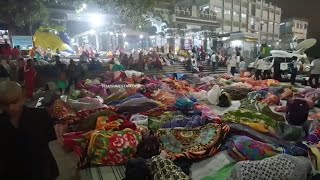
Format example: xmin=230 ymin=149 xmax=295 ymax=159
xmin=203 ymin=6 xmax=209 ymax=10
xmin=89 ymin=29 xmax=96 ymax=35
xmin=280 ymin=23 xmax=285 ymax=26
xmin=110 ymin=32 xmax=114 ymax=35
xmin=125 ymin=42 xmax=129 ymax=46
xmin=89 ymin=13 xmax=104 ymax=28
xmin=82 ymin=3 xmax=87 ymax=9
xmin=279 ymin=39 xmax=282 ymax=42
xmin=116 ymin=33 xmax=118 ymax=37
xmin=139 ymin=35 xmax=144 ymax=39
xmin=268 ymin=45 xmax=272 ymax=47
xmin=221 ymin=37 xmax=229 ymax=41
xmin=231 ymin=40 xmax=242 ymax=47
xmin=140 ymin=41 xmax=142 ymax=43
xmin=123 ymin=33 xmax=127 ymax=37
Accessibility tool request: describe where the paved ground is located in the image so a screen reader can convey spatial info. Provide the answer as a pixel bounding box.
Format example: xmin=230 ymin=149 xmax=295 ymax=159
xmin=50 ymin=141 xmax=78 ymax=180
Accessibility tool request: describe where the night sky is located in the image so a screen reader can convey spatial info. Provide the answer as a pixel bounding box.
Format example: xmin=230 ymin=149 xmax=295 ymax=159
xmin=270 ymin=0 xmax=320 ymax=38
xmin=270 ymin=0 xmax=320 ymax=56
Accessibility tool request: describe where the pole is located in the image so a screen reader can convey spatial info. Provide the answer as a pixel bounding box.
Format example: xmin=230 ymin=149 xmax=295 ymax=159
xmin=95 ymin=33 xmax=100 ymax=52
xmin=146 ymin=37 xmax=149 ymax=50
xmin=258 ymin=0 xmax=264 ymax=52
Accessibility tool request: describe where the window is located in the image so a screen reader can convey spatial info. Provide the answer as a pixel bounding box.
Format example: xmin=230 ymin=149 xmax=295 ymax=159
xmin=233 ymin=22 xmax=240 ymax=27
xmin=225 ymin=20 xmax=232 ymax=26
xmin=304 ymin=24 xmax=308 ymax=29
xmin=234 ymin=1 xmax=241 ymax=6
xmin=214 ymin=7 xmax=222 ymax=13
xmin=233 ymin=11 xmax=239 ymax=16
xmin=241 ymin=13 xmax=247 ymax=18
xmin=242 ymin=2 xmax=249 ymax=8
xmin=225 ymin=0 xmax=232 ymax=4
xmin=241 ymin=23 xmax=247 ymax=28
xmin=224 ymin=9 xmax=231 ymax=15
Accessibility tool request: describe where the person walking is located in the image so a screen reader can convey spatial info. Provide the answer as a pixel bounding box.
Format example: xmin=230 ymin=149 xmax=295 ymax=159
xmin=228 ymin=53 xmax=237 ymax=76
xmin=211 ymin=52 xmax=216 ymax=71
xmin=254 ymin=56 xmax=264 ymax=80
xmin=24 ymin=59 xmax=36 ymax=100
xmin=262 ymin=58 xmax=272 ymax=80
xmin=239 ymin=57 xmax=246 ymax=77
xmin=309 ymin=57 xmax=320 ymax=88
xmin=289 ymin=56 xmax=299 ymax=85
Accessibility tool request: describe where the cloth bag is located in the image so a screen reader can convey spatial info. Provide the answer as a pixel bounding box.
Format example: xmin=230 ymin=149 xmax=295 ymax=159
xmin=207 ymin=85 xmax=221 ymax=105
xmin=286 ymin=98 xmax=309 ymax=126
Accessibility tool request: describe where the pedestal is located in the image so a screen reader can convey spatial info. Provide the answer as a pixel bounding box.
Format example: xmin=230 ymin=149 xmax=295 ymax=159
xmin=118 ymin=36 xmax=124 ymax=49
xmin=168 ymin=38 xmax=175 ymax=52
xmin=180 ymin=38 xmax=185 ymax=50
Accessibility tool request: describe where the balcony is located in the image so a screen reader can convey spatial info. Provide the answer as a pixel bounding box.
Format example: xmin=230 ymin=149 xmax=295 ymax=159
xmin=172 ymin=7 xmax=219 ymax=27
xmin=174 ymin=7 xmax=217 ymax=20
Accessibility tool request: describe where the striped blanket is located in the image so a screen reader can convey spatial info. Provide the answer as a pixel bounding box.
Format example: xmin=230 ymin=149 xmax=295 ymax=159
xmin=79 ymin=166 xmax=126 ymax=180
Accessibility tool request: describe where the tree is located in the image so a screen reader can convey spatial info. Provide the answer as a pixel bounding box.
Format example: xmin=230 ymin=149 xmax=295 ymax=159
xmin=0 ymin=0 xmax=176 ymax=30
xmin=0 ymin=0 xmax=47 ymax=27
xmin=70 ymin=0 xmax=160 ymax=29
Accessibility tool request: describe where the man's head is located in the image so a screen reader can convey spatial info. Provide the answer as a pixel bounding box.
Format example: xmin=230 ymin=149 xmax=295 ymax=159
xmin=292 ymin=56 xmax=298 ymax=60
xmin=0 ymin=81 xmax=24 ymax=113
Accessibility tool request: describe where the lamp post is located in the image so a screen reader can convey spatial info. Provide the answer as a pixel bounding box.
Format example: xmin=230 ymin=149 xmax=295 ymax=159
xmin=257 ymin=0 xmax=264 ymax=53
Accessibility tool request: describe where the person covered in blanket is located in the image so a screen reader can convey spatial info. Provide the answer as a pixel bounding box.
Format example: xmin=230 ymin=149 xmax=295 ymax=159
xmin=0 ymin=81 xmax=59 ymax=180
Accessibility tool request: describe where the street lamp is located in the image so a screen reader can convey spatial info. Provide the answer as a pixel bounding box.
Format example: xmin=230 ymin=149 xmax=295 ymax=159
xmin=89 ymin=29 xmax=96 ymax=35
xmin=139 ymin=35 xmax=144 ymax=39
xmin=89 ymin=13 xmax=104 ymax=28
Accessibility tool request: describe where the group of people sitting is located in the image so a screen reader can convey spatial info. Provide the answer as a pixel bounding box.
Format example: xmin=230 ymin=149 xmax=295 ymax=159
xmin=117 ymin=51 xmax=173 ymax=72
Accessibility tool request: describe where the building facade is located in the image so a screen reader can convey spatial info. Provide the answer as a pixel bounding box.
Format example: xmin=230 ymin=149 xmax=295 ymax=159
xmin=207 ymin=0 xmax=281 ymax=41
xmin=152 ymin=0 xmax=281 ymax=58
xmin=280 ymin=18 xmax=308 ymax=49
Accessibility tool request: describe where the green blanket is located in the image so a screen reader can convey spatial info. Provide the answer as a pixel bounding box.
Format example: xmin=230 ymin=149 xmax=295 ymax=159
xmin=201 ymin=163 xmax=235 ymax=180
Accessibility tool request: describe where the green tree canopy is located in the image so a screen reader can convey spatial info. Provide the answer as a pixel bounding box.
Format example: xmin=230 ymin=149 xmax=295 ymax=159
xmin=0 ymin=0 xmax=47 ymax=27
xmin=0 ymin=0 xmax=179 ymax=29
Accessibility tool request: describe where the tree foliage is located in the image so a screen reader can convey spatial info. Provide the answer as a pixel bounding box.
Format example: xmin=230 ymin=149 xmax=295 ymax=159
xmin=0 ymin=0 xmax=174 ymax=29
xmin=0 ymin=0 xmax=48 ymax=27
xmin=71 ymin=0 xmax=161 ymax=29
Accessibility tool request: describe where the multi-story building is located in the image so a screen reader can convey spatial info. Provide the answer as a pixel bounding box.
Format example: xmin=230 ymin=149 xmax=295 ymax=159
xmin=280 ymin=18 xmax=308 ymax=49
xmin=153 ymin=0 xmax=281 ymax=58
xmin=207 ymin=0 xmax=281 ymax=58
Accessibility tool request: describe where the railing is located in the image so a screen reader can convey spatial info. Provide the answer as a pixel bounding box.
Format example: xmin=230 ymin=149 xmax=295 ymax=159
xmin=174 ymin=7 xmax=217 ymax=20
